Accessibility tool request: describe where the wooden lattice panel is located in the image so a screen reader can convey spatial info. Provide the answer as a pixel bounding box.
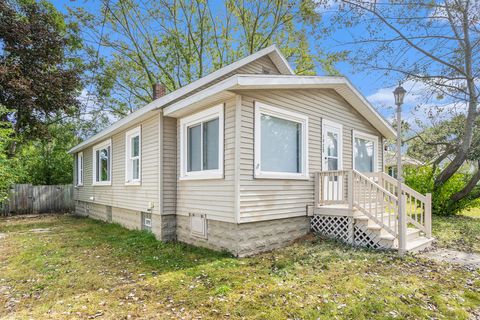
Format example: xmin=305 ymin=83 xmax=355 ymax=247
xmin=311 ymin=215 xmax=353 ymax=244
xmin=354 ymin=223 xmax=393 ymax=250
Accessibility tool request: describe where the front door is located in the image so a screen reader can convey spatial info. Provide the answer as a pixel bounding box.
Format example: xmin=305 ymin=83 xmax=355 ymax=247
xmin=322 ymin=120 xmax=343 ymax=201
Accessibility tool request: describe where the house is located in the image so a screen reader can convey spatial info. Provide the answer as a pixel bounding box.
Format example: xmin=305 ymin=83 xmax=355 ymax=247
xmin=385 ymin=151 xmax=424 ymax=178
xmin=69 ymin=45 xmax=433 ymax=256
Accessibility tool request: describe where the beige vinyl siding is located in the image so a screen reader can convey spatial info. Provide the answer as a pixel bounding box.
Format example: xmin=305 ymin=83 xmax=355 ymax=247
xmin=73 ymin=111 xmax=161 ymax=215
xmin=163 ymin=56 xmax=281 ymax=107
xmin=237 ymin=88 xmax=384 ymax=223
xmin=175 ymin=98 xmax=236 ymax=222
xmin=162 ymin=115 xmax=177 ymax=215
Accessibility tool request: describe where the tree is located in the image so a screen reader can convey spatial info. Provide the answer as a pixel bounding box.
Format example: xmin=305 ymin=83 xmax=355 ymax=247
xmin=0 ymin=106 xmax=15 ymax=202
xmin=323 ymin=0 xmax=479 ymax=204
xmin=0 ymin=0 xmax=83 ymax=156
xmin=71 ymin=0 xmax=338 ymax=117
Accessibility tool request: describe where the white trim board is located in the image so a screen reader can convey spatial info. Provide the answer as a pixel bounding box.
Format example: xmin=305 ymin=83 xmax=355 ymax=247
xmin=69 ymin=45 xmax=292 ymax=154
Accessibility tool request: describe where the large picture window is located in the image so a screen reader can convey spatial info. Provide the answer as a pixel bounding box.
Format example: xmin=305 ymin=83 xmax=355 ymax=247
xmin=254 ymin=102 xmax=308 ymax=179
xmin=353 ymin=131 xmax=378 ymax=173
xmin=76 ymin=152 xmax=84 ymax=186
xmin=180 ymin=104 xmax=224 ymax=180
xmin=93 ymin=139 xmax=112 ymax=185
xmin=125 ymin=127 xmax=141 ymax=185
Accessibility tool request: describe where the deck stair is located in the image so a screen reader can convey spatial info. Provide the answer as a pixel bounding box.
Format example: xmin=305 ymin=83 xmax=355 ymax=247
xmin=311 ymin=170 xmax=433 ymax=253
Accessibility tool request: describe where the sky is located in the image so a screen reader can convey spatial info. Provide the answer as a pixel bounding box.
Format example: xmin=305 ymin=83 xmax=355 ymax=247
xmin=50 ymin=0 xmax=435 ymax=126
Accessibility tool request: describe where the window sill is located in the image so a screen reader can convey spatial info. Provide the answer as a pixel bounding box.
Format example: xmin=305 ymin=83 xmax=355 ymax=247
xmin=254 ymin=172 xmax=310 ymax=180
xmin=125 ymin=181 xmax=141 ymax=186
xmin=179 ymin=173 xmax=224 ymax=181
xmin=93 ymin=182 xmax=111 ymax=186
xmin=75 ymin=185 xmax=83 ymax=188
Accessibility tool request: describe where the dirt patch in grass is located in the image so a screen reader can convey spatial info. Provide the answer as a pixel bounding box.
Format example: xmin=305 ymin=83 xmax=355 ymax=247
xmin=0 ymin=215 xmax=479 ymax=319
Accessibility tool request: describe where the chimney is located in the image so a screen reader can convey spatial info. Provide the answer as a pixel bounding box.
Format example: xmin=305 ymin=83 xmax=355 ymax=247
xmin=152 ymin=83 xmax=166 ymax=100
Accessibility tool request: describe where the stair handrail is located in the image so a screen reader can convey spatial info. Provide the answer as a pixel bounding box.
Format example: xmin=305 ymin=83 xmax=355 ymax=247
xmin=366 ymin=172 xmax=432 ymax=238
xmin=352 ymin=169 xmax=399 ymax=237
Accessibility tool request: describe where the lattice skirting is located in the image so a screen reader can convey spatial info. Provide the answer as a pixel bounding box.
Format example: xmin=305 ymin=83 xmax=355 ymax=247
xmin=311 ymin=215 xmax=394 ymax=250
xmin=353 ymin=223 xmax=391 ymax=250
xmin=311 ymin=215 xmax=354 ymax=244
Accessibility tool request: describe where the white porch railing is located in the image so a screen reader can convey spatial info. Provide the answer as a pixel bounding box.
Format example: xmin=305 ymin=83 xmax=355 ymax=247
xmin=363 ymin=172 xmax=432 ymax=238
xmin=314 ymin=170 xmax=432 ymax=242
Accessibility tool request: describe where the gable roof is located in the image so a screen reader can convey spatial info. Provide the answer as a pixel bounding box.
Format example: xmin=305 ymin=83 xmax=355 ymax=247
xmin=69 ymin=45 xmax=292 ymax=153
xmin=69 ymin=45 xmax=395 ymax=153
xmin=163 ymin=74 xmax=396 ymax=139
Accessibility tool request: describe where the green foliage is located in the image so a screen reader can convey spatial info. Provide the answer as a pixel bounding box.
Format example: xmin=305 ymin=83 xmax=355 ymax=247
xmin=404 ymin=166 xmax=478 ymax=216
xmin=0 ymin=106 xmax=15 ymax=203
xmin=0 ymin=0 xmax=83 ymax=153
xmin=13 ymin=123 xmax=78 ymax=185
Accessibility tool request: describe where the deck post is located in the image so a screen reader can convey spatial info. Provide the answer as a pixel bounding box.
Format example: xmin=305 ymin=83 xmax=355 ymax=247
xmin=398 ymin=194 xmax=407 ymax=255
xmin=314 ymin=172 xmax=320 ymax=208
xmin=348 ymin=170 xmax=354 ymax=211
xmin=425 ymin=193 xmax=432 ymax=238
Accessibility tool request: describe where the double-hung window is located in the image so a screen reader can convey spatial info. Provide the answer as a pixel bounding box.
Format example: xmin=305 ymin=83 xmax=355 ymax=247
xmin=353 ymin=131 xmax=378 ymax=172
xmin=76 ymin=152 xmax=84 ymax=186
xmin=93 ymin=139 xmax=112 ymax=185
xmin=254 ymin=102 xmax=308 ymax=179
xmin=180 ymin=104 xmax=224 ymax=180
xmin=125 ymin=127 xmax=141 ymax=185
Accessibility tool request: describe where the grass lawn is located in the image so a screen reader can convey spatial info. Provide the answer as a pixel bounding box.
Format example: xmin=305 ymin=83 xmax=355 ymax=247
xmin=433 ymin=207 xmax=480 ymax=254
xmin=1 ymin=215 xmax=479 ymax=319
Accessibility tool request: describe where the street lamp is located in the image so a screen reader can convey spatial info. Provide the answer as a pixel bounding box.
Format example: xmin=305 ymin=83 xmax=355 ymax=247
xmin=393 ymin=84 xmax=406 ymax=255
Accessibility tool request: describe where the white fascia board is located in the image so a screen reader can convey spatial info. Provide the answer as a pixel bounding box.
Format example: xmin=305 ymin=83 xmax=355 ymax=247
xmin=69 ymin=45 xmax=294 ymax=154
xmin=164 ymin=74 xmax=396 ymax=139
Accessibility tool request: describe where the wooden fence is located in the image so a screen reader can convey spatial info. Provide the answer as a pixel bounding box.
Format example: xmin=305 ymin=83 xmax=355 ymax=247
xmin=0 ymin=184 xmax=74 ymax=216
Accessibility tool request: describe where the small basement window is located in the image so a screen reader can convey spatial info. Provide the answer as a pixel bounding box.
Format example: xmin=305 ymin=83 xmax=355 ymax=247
xmin=142 ymin=212 xmax=152 ymax=232
xmin=93 ymin=139 xmax=112 ymax=185
xmin=190 ymin=213 xmax=207 ymax=239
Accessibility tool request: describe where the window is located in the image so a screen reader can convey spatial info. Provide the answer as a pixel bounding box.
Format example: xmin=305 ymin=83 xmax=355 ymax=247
xmin=254 ymin=102 xmax=308 ymax=179
xmin=76 ymin=152 xmax=84 ymax=186
xmin=125 ymin=127 xmax=141 ymax=185
xmin=93 ymin=139 xmax=112 ymax=185
xmin=180 ymin=104 xmax=224 ymax=179
xmin=353 ymin=131 xmax=378 ymax=173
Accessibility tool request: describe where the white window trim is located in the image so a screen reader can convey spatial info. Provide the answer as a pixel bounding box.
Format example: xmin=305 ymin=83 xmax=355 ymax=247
xmin=92 ymin=139 xmax=112 ymax=186
xmin=322 ymin=119 xmax=343 ymax=171
xmin=125 ymin=126 xmax=141 ymax=186
xmin=179 ymin=104 xmax=224 ymax=180
xmin=76 ymin=151 xmax=84 ymax=187
xmin=352 ymin=130 xmax=379 ymax=172
xmin=254 ymin=101 xmax=309 ymax=180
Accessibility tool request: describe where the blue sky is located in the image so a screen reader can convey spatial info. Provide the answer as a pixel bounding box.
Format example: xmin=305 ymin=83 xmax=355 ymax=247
xmin=51 ymin=0 xmax=424 ymax=124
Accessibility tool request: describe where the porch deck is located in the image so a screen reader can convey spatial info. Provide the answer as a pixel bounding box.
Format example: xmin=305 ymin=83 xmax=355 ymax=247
xmin=311 ymin=170 xmax=433 ymax=253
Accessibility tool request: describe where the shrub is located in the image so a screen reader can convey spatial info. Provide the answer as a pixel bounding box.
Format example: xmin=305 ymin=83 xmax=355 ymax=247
xmin=404 ymin=166 xmax=477 ymax=216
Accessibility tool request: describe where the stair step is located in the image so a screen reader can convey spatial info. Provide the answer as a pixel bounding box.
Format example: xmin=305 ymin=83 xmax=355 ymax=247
xmin=404 ymin=237 xmax=434 ymax=253
xmin=407 ymin=228 xmax=420 ymax=241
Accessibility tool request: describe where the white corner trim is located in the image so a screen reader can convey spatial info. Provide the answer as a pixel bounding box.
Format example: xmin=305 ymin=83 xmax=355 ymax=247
xmin=179 ymin=104 xmax=224 ymax=180
xmin=254 ymin=101 xmax=309 ymax=180
xmin=352 ymin=130 xmax=380 ymax=172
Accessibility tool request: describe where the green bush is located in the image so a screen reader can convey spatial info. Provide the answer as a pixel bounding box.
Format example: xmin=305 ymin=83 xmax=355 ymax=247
xmin=404 ymin=166 xmax=477 ymax=216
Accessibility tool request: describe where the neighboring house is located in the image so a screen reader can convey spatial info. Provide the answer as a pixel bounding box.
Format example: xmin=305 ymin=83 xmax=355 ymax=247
xmin=385 ymin=151 xmax=424 ymax=178
xmin=69 ymin=45 xmax=433 ymax=256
